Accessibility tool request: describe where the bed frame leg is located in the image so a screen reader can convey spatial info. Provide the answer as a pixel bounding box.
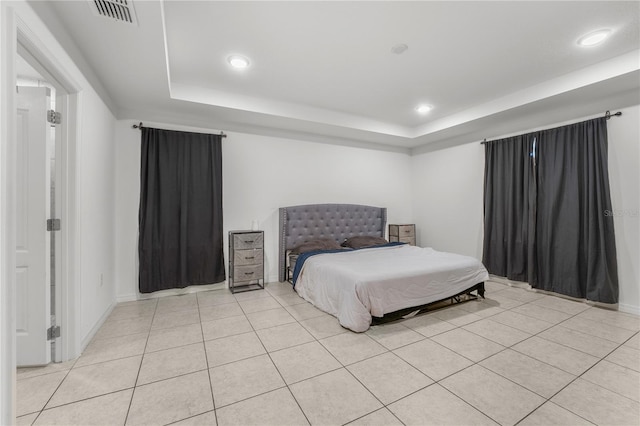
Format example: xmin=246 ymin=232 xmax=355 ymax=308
xmin=477 ymin=282 xmax=486 ymax=299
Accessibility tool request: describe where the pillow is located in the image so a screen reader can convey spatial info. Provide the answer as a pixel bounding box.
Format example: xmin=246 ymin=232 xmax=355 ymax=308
xmin=291 ymin=238 xmax=343 ymax=254
xmin=341 ymin=236 xmax=389 ymax=249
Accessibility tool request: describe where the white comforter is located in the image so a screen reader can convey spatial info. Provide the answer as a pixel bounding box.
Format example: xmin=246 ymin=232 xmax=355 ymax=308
xmin=295 ymin=244 xmax=489 ymax=332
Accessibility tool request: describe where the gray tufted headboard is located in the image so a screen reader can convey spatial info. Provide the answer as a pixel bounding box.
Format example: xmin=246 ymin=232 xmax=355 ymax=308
xmin=278 ymin=204 xmax=387 ymax=282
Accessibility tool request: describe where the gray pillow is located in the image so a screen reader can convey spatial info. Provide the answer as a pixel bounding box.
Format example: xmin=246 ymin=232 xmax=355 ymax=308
xmin=291 ymin=238 xmax=343 ymax=254
xmin=342 ymin=236 xmax=388 ymax=249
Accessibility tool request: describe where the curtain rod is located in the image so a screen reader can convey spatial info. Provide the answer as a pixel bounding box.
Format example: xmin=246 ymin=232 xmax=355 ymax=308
xmin=480 ymin=110 xmax=622 ymax=144
xmin=132 ymin=122 xmax=227 ymax=138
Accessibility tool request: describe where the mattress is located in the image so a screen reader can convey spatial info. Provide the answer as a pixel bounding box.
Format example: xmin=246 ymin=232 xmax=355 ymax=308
xmin=294 ymin=244 xmax=489 ymax=332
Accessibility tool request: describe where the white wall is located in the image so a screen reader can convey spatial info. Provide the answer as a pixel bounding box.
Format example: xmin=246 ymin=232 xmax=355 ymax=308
xmin=411 ymin=105 xmax=640 ymax=314
xmin=115 ymin=120 xmax=413 ymax=300
xmin=77 ymin=94 xmax=117 ymax=346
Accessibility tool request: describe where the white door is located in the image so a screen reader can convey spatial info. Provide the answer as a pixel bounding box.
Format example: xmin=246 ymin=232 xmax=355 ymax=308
xmin=16 ymin=86 xmax=52 ymax=366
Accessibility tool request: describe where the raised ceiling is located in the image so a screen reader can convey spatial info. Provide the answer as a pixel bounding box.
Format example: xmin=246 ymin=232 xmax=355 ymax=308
xmin=36 ymin=1 xmax=640 ymax=151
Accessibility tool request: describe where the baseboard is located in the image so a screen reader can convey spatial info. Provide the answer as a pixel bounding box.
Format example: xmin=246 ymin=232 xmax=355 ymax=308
xmin=80 ymin=301 xmax=116 ymax=351
xmin=618 ymin=303 xmax=640 ymax=316
xmin=116 ymin=281 xmax=228 ymax=302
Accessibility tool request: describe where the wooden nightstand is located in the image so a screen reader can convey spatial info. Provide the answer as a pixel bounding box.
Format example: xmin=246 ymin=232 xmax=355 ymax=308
xmin=228 ymin=230 xmax=264 ymax=293
xmin=388 ymin=224 xmax=416 ymax=246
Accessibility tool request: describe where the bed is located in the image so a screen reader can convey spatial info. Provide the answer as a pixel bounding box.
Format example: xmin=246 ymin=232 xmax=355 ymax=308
xmin=278 ymin=204 xmax=489 ymax=332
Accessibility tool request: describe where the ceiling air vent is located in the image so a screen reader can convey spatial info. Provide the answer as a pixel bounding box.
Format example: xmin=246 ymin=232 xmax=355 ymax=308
xmin=88 ymin=0 xmax=138 ymax=25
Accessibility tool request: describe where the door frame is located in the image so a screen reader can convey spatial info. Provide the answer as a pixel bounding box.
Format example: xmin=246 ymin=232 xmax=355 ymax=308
xmin=1 ymin=4 xmax=81 ymax=423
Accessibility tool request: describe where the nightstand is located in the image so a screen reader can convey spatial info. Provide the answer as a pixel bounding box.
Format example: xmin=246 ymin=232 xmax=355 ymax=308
xmin=228 ymin=230 xmax=265 ymax=293
xmin=388 ymin=224 xmax=416 ymax=246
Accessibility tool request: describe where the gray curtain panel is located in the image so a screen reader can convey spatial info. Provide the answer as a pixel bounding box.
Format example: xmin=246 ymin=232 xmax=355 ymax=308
xmin=138 ymin=127 xmax=225 ymax=293
xmin=532 ymin=117 xmax=618 ymax=303
xmin=482 ymin=135 xmax=536 ymax=282
xmin=483 ymin=117 xmax=618 ymax=304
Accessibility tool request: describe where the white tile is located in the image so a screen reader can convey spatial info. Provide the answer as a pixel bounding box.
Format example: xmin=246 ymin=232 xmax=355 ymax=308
xmin=138 ymin=342 xmax=208 ymax=385
xmin=531 ymin=295 xmax=590 ymax=315
xmin=483 ymin=294 xmax=526 ymax=310
xmin=238 ymin=296 xmax=282 ymax=314
xmin=270 ymin=341 xmax=342 ymax=384
xmin=246 ymin=307 xmax=296 ymax=330
xmin=576 ymin=307 xmax=640 ymax=332
xmin=431 ymin=328 xmax=504 ymax=362
xmin=365 ymin=323 xmax=424 ymax=350
xmin=265 ymin=281 xmax=296 ymax=296
xmin=552 ymin=378 xmax=640 ymax=426
xmin=393 ymin=339 xmax=472 ymax=381
xmin=511 ymin=303 xmax=573 ymax=324
xmin=388 ymin=384 xmax=498 ymax=426
xmin=233 ymin=289 xmax=270 ymax=302
xmin=480 ymin=349 xmax=576 ymax=398
xmin=151 ymin=309 xmax=200 ymax=330
xmin=204 ymin=332 xmax=266 ymax=367
xmin=145 ymin=323 xmax=203 ymax=353
xmin=561 ymin=316 xmax=636 ymax=344
xmin=320 ymin=332 xmax=387 ymax=365
xmin=463 ymin=318 xmax=531 ymax=347
xmin=17 ymin=371 xmax=67 ymax=416
xmin=625 ymin=332 xmax=640 ymax=349
xmin=197 ymin=289 xmax=237 ymax=307
xmin=108 ymin=303 xmax=156 ymax=322
xmin=94 ymin=316 xmax=152 ymax=340
xmin=606 ymin=345 xmax=640 ymax=372
xmin=156 ymin=293 xmax=198 ymax=314
xmin=581 ymin=360 xmax=640 ymax=402
xmin=347 ymin=408 xmax=403 ymax=426
xmin=402 ymin=313 xmax=456 ymax=337
xmin=272 ymin=293 xmax=307 ymax=306
xmin=199 ymin=302 xmax=244 ymax=322
xmin=347 ymin=352 xmax=432 ymax=404
xmin=15 ymin=413 xmax=38 ymax=426
xmin=538 ymin=325 xmax=619 ymax=358
xmin=17 ymin=360 xmax=75 ymax=381
xmin=201 ymin=315 xmax=253 ymax=341
xmin=299 ymin=315 xmax=347 ymax=339
xmin=126 ymin=370 xmax=213 ymax=425
xmin=215 ymin=388 xmax=309 ymax=426
xmin=441 ymin=365 xmax=545 ymax=426
xmin=47 ymin=356 xmax=141 ymax=409
xmin=75 ymin=332 xmax=147 ymax=367
xmin=518 ymin=402 xmax=593 ymax=426
xmin=284 ymin=302 xmax=327 ymax=321
xmin=209 ymin=354 xmax=285 ymax=408
xmin=172 ymin=410 xmax=217 ymax=425
xmin=256 ymin=322 xmax=314 ymax=352
xmin=490 ymin=310 xmax=553 ymax=334
xmin=495 ymin=287 xmax=545 ymax=303
xmin=432 ymin=306 xmax=483 ymax=326
xmin=513 ymin=336 xmax=599 ymax=376
xmin=290 ymin=368 xmax=382 ymax=425
xmin=455 ymin=299 xmax=506 ymax=318
xmin=34 ymin=389 xmax=132 ymax=426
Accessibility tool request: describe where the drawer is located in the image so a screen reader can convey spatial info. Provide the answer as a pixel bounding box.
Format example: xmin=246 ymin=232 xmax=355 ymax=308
xmin=233 ymin=264 xmax=264 ymax=281
xmin=389 ymin=224 xmax=415 ymax=238
xmin=233 ymin=232 xmax=263 ymax=250
xmin=398 ymin=236 xmax=416 ymax=245
xmin=234 ymin=248 xmax=263 ymax=266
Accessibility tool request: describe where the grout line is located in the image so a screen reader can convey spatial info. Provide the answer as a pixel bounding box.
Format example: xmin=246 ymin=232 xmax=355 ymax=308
xmin=197 ymin=296 xmax=219 ymax=426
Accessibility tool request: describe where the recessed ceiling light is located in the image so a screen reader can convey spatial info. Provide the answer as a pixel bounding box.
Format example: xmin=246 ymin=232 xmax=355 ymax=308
xmin=227 ymin=55 xmax=250 ymax=69
xmin=415 ymin=104 xmax=433 ymax=114
xmin=577 ymin=29 xmax=611 ymax=47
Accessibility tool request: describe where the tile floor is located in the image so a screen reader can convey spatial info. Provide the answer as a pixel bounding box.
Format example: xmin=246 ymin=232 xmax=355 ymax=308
xmin=16 ymin=280 xmax=640 ymax=425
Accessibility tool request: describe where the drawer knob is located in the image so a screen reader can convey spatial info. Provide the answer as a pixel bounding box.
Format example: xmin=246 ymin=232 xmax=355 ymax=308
xmin=244 ymin=272 xmax=254 ymax=276
xmin=244 ymin=240 xmax=254 ymax=243
xmin=245 ymin=256 xmax=255 ymax=260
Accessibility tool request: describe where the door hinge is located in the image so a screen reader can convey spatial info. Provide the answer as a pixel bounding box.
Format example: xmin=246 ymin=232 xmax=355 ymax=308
xmin=47 ymin=219 xmax=61 ymax=231
xmin=47 ymin=110 xmax=61 ymax=125
xmin=47 ymin=325 xmax=60 ymax=340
